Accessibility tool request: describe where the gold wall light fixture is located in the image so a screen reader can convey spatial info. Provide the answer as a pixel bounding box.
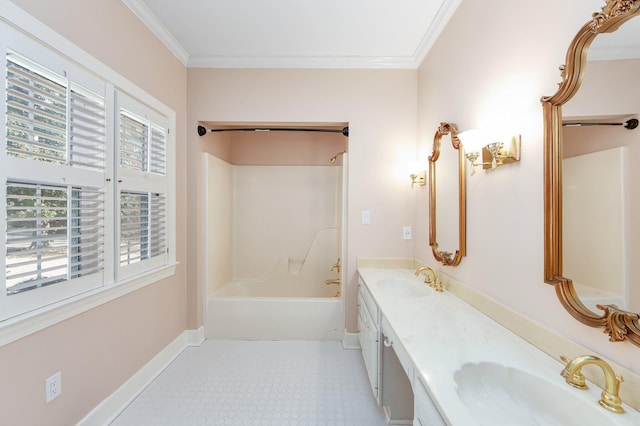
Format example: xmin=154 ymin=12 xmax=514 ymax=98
xmin=409 ymin=161 xmax=427 ymax=187
xmin=458 ymin=130 xmax=521 ymax=175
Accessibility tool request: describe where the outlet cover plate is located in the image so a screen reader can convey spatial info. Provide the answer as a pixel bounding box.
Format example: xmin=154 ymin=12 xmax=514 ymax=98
xmin=45 ymin=371 xmax=61 ymax=403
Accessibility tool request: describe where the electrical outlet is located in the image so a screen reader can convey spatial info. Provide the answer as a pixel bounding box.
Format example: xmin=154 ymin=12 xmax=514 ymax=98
xmin=403 ymin=226 xmax=412 ymax=240
xmin=45 ymin=371 xmax=61 ymax=403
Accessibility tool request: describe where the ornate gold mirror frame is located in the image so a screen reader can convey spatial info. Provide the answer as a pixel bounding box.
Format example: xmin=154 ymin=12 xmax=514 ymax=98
xmin=542 ymin=0 xmax=640 ymax=347
xmin=429 ymin=122 xmax=466 ymax=266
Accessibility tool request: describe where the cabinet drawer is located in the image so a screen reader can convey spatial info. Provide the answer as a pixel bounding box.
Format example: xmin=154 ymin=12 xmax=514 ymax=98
xmin=381 ymin=316 xmax=413 ymax=383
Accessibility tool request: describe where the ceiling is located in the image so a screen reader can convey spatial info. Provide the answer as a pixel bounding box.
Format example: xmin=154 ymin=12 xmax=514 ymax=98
xmin=122 ymin=0 xmax=461 ymax=68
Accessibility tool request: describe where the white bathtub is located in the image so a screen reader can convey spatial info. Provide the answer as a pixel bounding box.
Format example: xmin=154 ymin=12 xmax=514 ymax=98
xmin=206 ymin=279 xmax=344 ymax=341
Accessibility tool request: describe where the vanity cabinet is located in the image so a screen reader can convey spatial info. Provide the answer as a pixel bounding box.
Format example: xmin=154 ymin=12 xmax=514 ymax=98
xmin=413 ymin=377 xmax=446 ymax=426
xmin=359 ymin=273 xmax=446 ymax=426
xmin=381 ymin=318 xmax=414 ymax=424
xmin=358 ymin=277 xmax=380 ymax=403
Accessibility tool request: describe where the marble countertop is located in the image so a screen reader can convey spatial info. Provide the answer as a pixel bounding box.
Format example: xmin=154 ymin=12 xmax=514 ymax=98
xmin=358 ymin=267 xmax=640 ymax=426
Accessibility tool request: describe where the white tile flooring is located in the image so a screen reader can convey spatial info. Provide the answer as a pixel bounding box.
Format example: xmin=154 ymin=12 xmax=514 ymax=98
xmin=111 ymin=340 xmax=388 ymax=426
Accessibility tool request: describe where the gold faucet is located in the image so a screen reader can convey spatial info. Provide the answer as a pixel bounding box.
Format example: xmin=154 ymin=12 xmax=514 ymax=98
xmin=325 ymin=278 xmax=341 ymax=285
xmin=414 ymin=266 xmax=443 ymax=291
xmin=560 ymin=355 xmax=625 ymax=414
xmin=331 ymin=258 xmax=341 ymax=273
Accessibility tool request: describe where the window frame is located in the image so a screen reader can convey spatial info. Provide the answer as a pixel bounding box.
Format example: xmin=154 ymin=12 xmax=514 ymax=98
xmin=0 ymin=3 xmax=177 ymax=346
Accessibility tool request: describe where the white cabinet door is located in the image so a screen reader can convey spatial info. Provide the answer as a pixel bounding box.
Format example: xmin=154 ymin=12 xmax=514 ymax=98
xmin=414 ymin=377 xmax=446 ymax=426
xmin=359 ymin=297 xmax=379 ymax=401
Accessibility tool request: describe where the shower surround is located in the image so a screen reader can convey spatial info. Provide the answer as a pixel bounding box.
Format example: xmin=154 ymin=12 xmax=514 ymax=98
xmin=204 ymin=152 xmax=345 ymax=340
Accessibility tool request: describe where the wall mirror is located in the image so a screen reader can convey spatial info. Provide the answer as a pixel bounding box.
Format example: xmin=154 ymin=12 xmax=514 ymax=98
xmin=542 ymin=0 xmax=640 ymax=347
xmin=429 ymin=122 xmax=466 ymax=266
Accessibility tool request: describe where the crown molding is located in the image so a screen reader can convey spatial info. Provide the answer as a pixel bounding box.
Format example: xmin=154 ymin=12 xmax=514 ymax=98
xmin=187 ymin=55 xmax=419 ymax=69
xmin=122 ymin=0 xmax=190 ymax=66
xmin=414 ymin=0 xmax=462 ymax=65
xmin=123 ymin=0 xmax=461 ymax=69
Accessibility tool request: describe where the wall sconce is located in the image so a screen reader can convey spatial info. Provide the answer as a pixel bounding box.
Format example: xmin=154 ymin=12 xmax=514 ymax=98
xmin=458 ymin=130 xmax=521 ymax=175
xmin=408 ymin=161 xmax=426 ymax=188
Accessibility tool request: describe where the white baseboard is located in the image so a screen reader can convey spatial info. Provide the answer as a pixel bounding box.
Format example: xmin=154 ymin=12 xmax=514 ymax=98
xmin=78 ymin=326 xmax=204 ymax=426
xmin=342 ymin=331 xmax=360 ymax=349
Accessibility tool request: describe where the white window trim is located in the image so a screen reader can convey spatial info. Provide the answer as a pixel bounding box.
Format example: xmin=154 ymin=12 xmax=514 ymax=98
xmin=0 ymin=1 xmax=177 ymax=346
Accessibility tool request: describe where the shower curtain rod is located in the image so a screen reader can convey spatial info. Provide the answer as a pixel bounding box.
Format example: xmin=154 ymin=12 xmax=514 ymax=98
xmin=562 ymin=118 xmax=638 ymax=130
xmin=197 ymin=125 xmax=349 ymax=137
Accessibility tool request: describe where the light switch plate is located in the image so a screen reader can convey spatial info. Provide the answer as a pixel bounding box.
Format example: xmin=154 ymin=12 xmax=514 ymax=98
xmin=362 ymin=211 xmax=371 ymax=225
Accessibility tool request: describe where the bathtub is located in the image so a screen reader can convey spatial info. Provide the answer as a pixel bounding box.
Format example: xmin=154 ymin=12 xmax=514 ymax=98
xmin=205 ymin=279 xmax=344 ymax=341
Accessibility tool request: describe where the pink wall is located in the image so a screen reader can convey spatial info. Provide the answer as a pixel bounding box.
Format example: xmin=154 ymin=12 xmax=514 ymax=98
xmin=0 ymin=1 xmax=188 ymax=424
xmin=188 ymin=68 xmax=418 ymax=332
xmin=416 ymin=0 xmax=639 ymax=372
xmin=4 ymin=0 xmax=640 ymax=423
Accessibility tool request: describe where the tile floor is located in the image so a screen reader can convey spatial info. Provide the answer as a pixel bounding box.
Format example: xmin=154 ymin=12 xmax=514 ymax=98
xmin=111 ymin=340 xmax=388 ymax=426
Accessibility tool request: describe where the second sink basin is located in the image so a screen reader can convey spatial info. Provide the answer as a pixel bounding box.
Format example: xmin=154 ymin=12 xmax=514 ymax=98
xmin=453 ymin=362 xmax=637 ymax=426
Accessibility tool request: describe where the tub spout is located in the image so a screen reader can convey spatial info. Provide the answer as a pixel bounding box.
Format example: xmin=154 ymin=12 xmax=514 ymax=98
xmin=325 ymin=278 xmax=341 ymax=285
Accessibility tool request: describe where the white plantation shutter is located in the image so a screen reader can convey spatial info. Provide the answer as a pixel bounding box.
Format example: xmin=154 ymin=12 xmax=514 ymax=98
xmin=2 ymin=49 xmax=107 ymax=319
xmin=1 ymin=19 xmax=175 ymax=324
xmin=116 ymin=94 xmax=169 ymax=279
xmin=6 ymin=56 xmax=67 ymax=164
xmin=150 ymin=124 xmax=166 ymax=175
xmin=6 ymin=182 xmax=69 ymax=293
xmin=69 ymin=86 xmax=106 ymax=172
xmin=5 ymin=182 xmax=104 ymax=295
xmin=120 ymin=112 xmax=148 ymax=172
xmin=119 ymin=191 xmax=165 ymax=266
xmin=119 ymin=111 xmax=166 ymax=175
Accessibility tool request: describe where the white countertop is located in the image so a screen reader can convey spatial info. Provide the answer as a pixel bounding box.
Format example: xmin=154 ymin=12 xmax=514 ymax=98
xmin=358 ymin=267 xmax=640 ymax=426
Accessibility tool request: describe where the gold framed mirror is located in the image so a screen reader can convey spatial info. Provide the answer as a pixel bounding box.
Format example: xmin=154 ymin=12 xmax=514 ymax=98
xmin=429 ymin=122 xmax=466 ymax=266
xmin=542 ymin=0 xmax=640 ymax=347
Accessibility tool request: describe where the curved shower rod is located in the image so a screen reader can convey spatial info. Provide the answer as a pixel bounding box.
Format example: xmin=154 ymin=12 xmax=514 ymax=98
xmin=197 ymin=125 xmax=349 ymax=137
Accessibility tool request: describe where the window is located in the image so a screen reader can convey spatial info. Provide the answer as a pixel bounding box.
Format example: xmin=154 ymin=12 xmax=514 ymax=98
xmin=116 ymin=94 xmax=169 ymax=280
xmin=0 ymin=19 xmax=175 ymax=323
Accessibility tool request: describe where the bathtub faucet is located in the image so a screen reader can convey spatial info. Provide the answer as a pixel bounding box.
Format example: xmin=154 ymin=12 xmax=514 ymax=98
xmin=325 ymin=278 xmax=341 ymax=285
xmin=331 ymin=258 xmax=341 ymax=273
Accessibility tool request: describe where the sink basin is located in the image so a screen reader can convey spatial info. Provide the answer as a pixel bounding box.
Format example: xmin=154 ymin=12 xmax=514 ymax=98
xmin=454 ymin=362 xmax=627 ymax=426
xmin=375 ymin=278 xmax=430 ymax=298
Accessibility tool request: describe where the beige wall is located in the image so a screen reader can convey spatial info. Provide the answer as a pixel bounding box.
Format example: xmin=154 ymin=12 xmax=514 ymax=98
xmin=416 ymin=0 xmax=639 ymax=373
xmin=188 ymin=68 xmax=418 ymax=332
xmin=232 ymin=166 xmax=339 ymax=280
xmin=1 ymin=1 xmax=188 ymax=424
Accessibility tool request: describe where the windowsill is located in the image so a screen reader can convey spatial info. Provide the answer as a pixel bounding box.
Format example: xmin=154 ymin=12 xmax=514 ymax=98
xmin=0 ymin=262 xmax=178 ymax=348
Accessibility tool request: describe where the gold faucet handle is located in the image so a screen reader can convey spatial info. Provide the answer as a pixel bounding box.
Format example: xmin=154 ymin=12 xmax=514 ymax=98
xmin=560 ymin=355 xmax=587 ymax=389
xmin=330 ymin=258 xmax=341 ymax=273
xmin=599 ymin=374 xmax=625 ymax=414
xmin=434 ymin=277 xmax=444 ymax=292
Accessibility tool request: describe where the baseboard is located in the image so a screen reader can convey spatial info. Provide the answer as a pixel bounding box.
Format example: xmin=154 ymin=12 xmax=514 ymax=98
xmin=342 ymin=331 xmax=360 ymax=349
xmin=78 ymin=326 xmax=204 ymax=425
